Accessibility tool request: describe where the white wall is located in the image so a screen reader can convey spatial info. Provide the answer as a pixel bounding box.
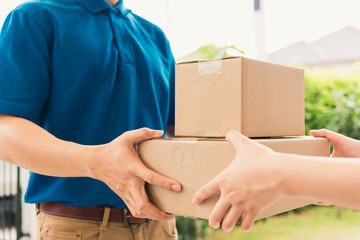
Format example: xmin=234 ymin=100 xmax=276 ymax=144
xmin=20 ymin=170 xmax=35 ymax=240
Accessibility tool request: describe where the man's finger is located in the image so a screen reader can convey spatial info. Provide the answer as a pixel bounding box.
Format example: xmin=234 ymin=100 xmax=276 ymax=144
xmin=193 ymin=177 xmax=221 ymax=205
xmin=120 ymin=195 xmax=140 ymax=220
xmin=141 ymin=201 xmax=174 ymax=221
xmin=126 ymin=128 xmax=164 ymax=145
xmin=138 ymin=166 xmax=181 ymax=192
xmin=130 ymin=183 xmax=174 ymax=221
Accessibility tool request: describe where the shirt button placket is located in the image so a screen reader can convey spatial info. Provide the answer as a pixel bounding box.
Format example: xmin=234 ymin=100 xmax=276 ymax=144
xmin=109 ymin=12 xmax=121 ymax=60
xmin=111 ymin=11 xmax=132 ymax=65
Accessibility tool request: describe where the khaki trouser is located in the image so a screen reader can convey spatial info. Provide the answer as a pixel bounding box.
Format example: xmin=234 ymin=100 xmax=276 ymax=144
xmin=35 ymin=209 xmax=178 ymax=240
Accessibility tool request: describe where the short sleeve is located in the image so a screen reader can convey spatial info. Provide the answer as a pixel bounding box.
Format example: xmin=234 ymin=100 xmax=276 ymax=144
xmin=0 ymin=10 xmax=50 ymax=123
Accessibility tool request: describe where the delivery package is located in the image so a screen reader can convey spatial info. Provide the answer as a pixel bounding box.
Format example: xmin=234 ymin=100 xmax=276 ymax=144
xmin=175 ymin=57 xmax=305 ymax=138
xmin=139 ymin=136 xmax=330 ymax=220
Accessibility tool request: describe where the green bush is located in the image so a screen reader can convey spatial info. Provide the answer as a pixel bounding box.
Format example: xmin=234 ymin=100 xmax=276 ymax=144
xmin=176 ymin=44 xmax=244 ymax=63
xmin=176 ymin=217 xmax=208 ymax=240
xmin=305 ymin=69 xmax=360 ymax=139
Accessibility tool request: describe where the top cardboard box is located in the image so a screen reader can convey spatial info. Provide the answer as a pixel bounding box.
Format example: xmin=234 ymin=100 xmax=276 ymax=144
xmin=175 ymin=57 xmax=305 ymax=138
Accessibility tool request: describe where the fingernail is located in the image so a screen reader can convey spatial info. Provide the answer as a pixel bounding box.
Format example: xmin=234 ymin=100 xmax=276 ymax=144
xmin=171 ymin=184 xmax=181 ymax=192
xmin=192 ymin=198 xmax=199 ymax=205
xmin=243 ymin=225 xmax=252 ymax=232
xmin=213 ymin=223 xmax=220 ymax=229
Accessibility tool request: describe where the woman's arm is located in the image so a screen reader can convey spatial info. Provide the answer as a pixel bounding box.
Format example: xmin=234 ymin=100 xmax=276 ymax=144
xmin=193 ymin=130 xmax=360 ymax=232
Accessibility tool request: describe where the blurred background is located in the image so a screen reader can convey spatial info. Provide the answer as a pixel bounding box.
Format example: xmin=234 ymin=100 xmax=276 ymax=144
xmin=1 ymin=0 xmax=360 ymax=239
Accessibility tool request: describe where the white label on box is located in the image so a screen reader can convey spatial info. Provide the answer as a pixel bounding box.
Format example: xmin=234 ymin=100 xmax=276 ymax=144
xmin=198 ymin=60 xmax=222 ymax=76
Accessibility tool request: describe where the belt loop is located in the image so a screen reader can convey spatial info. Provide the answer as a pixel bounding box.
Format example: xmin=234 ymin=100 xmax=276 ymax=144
xmin=123 ymin=209 xmax=129 ymax=226
xmin=36 ymin=203 xmax=40 ymax=215
xmin=100 ymin=207 xmax=111 ymax=230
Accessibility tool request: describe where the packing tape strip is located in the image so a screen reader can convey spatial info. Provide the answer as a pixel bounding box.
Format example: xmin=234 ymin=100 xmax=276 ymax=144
xmin=172 ymin=139 xmax=197 ymax=168
xmin=198 ymin=60 xmax=222 ymax=76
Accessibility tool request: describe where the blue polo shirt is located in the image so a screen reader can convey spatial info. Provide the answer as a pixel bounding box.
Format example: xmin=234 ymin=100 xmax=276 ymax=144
xmin=0 ymin=0 xmax=175 ymax=208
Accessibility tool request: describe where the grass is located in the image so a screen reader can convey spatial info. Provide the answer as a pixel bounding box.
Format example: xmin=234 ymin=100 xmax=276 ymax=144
xmin=204 ymin=206 xmax=360 ymax=240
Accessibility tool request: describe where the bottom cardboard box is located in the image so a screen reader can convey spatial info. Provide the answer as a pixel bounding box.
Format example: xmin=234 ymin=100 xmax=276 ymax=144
xmin=139 ymin=137 xmax=330 ymax=220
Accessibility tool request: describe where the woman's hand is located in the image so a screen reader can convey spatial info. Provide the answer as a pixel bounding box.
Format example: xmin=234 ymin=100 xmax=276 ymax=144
xmin=192 ymin=131 xmax=283 ymax=232
xmin=310 ymin=129 xmax=360 ymax=158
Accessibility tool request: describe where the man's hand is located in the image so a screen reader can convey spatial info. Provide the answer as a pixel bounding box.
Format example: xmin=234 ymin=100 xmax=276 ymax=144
xmin=89 ymin=128 xmax=181 ymax=221
xmin=0 ymin=115 xmax=180 ymax=220
xmin=192 ymin=131 xmax=282 ymax=233
xmin=310 ymin=129 xmax=360 ymax=158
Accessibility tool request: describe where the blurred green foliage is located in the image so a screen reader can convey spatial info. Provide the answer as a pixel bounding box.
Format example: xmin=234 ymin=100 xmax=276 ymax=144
xmin=176 ymin=44 xmax=244 ymax=63
xmin=204 ymin=206 xmax=360 ymax=240
xmin=176 ymin=217 xmax=208 ymax=240
xmin=305 ymin=69 xmax=360 ymax=139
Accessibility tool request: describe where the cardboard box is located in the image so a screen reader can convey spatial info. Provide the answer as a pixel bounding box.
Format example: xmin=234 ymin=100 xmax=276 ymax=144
xmin=139 ymin=137 xmax=330 ymax=220
xmin=175 ymin=57 xmax=305 ymax=137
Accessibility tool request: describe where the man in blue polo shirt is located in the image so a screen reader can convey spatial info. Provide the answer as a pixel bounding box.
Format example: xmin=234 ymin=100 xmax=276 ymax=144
xmin=0 ymin=0 xmax=181 ymax=239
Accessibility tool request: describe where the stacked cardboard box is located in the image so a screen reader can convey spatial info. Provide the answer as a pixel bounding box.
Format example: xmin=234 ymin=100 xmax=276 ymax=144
xmin=174 ymin=57 xmax=305 ymax=138
xmin=139 ymin=57 xmax=330 ymax=221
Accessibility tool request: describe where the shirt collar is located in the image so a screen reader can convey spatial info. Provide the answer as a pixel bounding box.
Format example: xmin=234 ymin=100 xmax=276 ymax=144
xmin=75 ymin=0 xmax=128 ymax=15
